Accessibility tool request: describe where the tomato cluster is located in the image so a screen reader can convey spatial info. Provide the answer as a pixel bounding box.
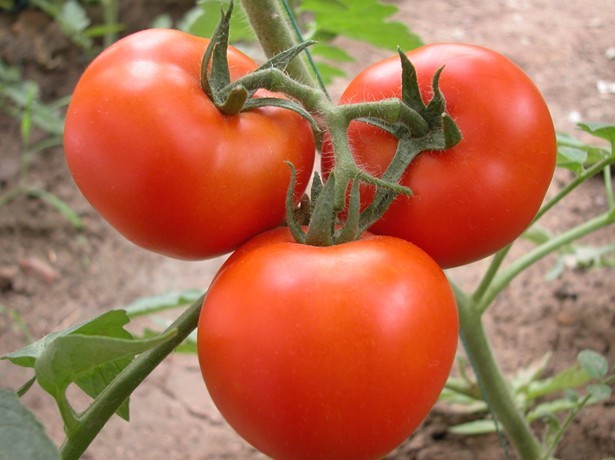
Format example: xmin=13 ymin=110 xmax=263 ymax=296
xmin=64 ymin=30 xmax=555 ymax=459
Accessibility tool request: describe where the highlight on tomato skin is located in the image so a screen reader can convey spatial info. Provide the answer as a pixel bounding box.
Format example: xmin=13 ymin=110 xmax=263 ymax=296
xmin=321 ymin=42 xmax=557 ymax=268
xmin=63 ymin=29 xmax=316 ymax=260
xmin=197 ymin=226 xmax=459 ymax=460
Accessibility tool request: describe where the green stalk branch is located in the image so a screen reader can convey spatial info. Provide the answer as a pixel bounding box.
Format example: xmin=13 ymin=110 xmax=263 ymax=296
xmin=476 ymin=210 xmax=615 ymax=314
xmin=535 ymin=156 xmax=615 ymax=222
xmin=604 ymin=165 xmax=614 ymax=209
xmin=59 ymin=295 xmax=205 ymax=460
xmin=457 ymin=298 xmax=548 ymax=460
xmin=240 ymin=0 xmax=318 ymax=87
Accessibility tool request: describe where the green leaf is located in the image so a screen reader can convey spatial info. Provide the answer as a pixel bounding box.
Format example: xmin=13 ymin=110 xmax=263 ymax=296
xmin=59 ymin=0 xmax=90 ymax=33
xmin=310 ymin=43 xmax=354 ymax=62
xmin=449 ymin=419 xmax=497 ymax=435
xmin=2 ymin=310 xmax=158 ymax=421
xmin=301 ymin=0 xmax=422 ymax=51
xmin=556 ymin=131 xmax=609 ymax=174
xmin=125 ymin=289 xmax=204 ymax=318
xmin=311 ymin=61 xmax=347 ymax=84
xmin=570 ymin=244 xmax=615 ymax=268
xmin=56 ymin=0 xmax=93 ymax=49
xmin=522 ymin=224 xmax=553 ymax=245
xmin=578 ymin=350 xmax=609 ymax=379
xmin=512 ymin=352 xmax=552 ymax=391
xmin=0 ymin=388 xmax=60 ymax=460
xmin=151 ymin=13 xmax=173 ymax=29
xmin=578 ymin=122 xmax=615 ymax=144
xmin=179 ymin=0 xmax=255 ymax=42
xmin=27 ymin=189 xmax=84 ymax=230
xmin=527 ymin=398 xmax=577 ymax=422
xmin=526 ymin=366 xmax=592 ymax=401
xmin=0 ymin=60 xmax=66 ymax=136
xmin=2 ymin=310 xmax=131 ymax=368
xmin=35 ymin=329 xmax=177 ymax=400
xmin=587 ymin=384 xmax=612 ymax=402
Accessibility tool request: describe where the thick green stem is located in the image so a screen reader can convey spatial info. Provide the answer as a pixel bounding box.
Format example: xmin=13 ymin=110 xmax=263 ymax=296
xmin=457 ymin=298 xmax=548 ymax=460
xmin=241 ymin=0 xmax=318 ymax=87
xmin=59 ymin=296 xmax=204 ymax=460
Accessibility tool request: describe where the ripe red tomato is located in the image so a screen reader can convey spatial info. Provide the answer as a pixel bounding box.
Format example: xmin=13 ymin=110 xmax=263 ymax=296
xmin=64 ymin=29 xmax=315 ymax=260
xmin=198 ymin=227 xmax=458 ymax=460
xmin=321 ymin=43 xmax=556 ymax=268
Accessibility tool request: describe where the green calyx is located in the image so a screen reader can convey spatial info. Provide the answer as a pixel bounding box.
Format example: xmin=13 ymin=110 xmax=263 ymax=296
xmin=203 ymin=3 xmax=461 ymax=248
xmin=285 ymin=49 xmax=462 ymax=247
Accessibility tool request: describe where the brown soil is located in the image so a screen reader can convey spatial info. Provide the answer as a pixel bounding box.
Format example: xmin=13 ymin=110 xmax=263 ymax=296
xmin=1 ymin=1 xmax=614 ymax=459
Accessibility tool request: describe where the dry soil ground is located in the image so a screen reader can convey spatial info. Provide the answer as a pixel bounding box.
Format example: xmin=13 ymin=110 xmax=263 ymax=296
xmin=1 ymin=1 xmax=614 ymax=459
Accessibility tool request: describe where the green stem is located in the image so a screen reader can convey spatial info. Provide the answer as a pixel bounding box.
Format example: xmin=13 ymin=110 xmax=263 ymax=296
xmin=101 ymin=0 xmax=119 ymax=48
xmin=604 ymin=164 xmax=614 ymax=209
xmin=240 ymin=0 xmax=318 ymax=87
xmin=457 ymin=297 xmax=548 ymax=460
xmin=472 ymin=246 xmax=512 ymax=304
xmin=535 ymin=156 xmax=615 ymax=221
xmin=476 ymin=210 xmax=615 ymax=314
xmin=59 ymin=295 xmax=205 ymax=460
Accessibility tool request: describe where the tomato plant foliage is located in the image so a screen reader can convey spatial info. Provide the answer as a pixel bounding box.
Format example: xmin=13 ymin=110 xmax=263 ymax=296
xmin=198 ymin=227 xmax=459 ymax=460
xmin=322 ymin=43 xmax=557 ymax=268
xmin=64 ymin=28 xmax=315 ymax=260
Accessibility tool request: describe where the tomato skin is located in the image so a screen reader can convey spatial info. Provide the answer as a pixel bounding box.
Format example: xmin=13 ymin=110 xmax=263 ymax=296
xmin=198 ymin=227 xmax=458 ymax=460
xmin=64 ymin=29 xmax=315 ymax=260
xmin=321 ymin=43 xmax=556 ymax=268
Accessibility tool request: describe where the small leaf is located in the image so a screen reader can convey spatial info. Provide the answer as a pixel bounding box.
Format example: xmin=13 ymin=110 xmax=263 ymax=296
xmin=150 ymin=14 xmax=173 ymax=29
xmin=125 ymin=289 xmax=204 ymax=318
xmin=2 ymin=310 xmax=130 ymax=368
xmin=312 ymin=61 xmax=347 ymax=84
xmin=27 ymin=188 xmax=84 ymax=230
xmin=578 ymin=350 xmax=609 ymax=379
xmin=311 ymin=43 xmax=354 ymax=62
xmin=526 ymin=366 xmax=592 ymax=400
xmin=179 ymin=0 xmax=255 ymax=42
xmin=449 ymin=419 xmax=497 ymax=435
xmin=35 ymin=329 xmax=177 ymax=398
xmin=59 ymin=0 xmax=90 ymax=33
xmin=587 ymin=384 xmax=612 ymax=402
xmin=0 ymin=389 xmax=60 ymax=460
xmin=565 ymin=388 xmax=579 ymax=403
xmin=578 ymin=122 xmax=615 ymax=144
xmin=513 ymin=352 xmax=552 ymax=391
xmin=527 ymin=398 xmax=577 ymax=422
xmin=522 ymin=225 xmax=553 ymax=245
xmin=300 ymin=0 xmax=422 ymax=52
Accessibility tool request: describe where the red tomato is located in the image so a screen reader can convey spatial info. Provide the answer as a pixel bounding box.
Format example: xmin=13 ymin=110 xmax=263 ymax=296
xmin=198 ymin=227 xmax=458 ymax=460
xmin=64 ymin=29 xmax=315 ymax=260
xmin=321 ymin=43 xmax=556 ymax=267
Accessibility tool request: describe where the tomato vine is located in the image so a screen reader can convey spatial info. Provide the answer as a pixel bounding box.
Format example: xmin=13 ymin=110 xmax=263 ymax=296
xmin=1 ymin=1 xmax=614 ymax=460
